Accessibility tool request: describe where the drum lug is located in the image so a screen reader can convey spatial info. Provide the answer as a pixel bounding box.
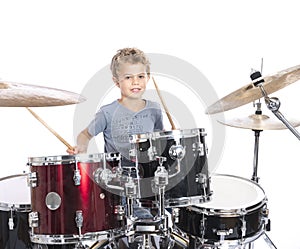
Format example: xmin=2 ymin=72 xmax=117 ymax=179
xmin=240 ymin=218 xmax=247 ymax=238
xmin=262 ymin=206 xmax=270 ymax=231
xmin=172 ymin=208 xmax=180 ymax=223
xmin=73 ymin=168 xmax=81 ymax=186
xmin=75 ymin=210 xmax=83 ymax=237
xmin=114 ymin=205 xmax=125 ymax=221
xmin=148 ymin=146 xmax=157 ymax=161
xmin=214 ymin=228 xmax=233 ymax=242
xmin=8 ymin=208 xmax=14 ymax=230
xmin=27 ymin=172 xmax=38 ymax=187
xmin=193 ymin=142 xmax=205 ymax=156
xmin=195 ymin=173 xmax=207 ymax=185
xmin=28 ymin=211 xmax=39 ymax=228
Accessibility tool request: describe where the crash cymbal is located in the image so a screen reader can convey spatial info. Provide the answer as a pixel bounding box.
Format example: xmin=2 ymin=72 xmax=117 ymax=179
xmin=0 ymin=81 xmax=86 ymax=107
xmin=218 ymin=114 xmax=300 ymax=130
xmin=206 ymin=64 xmax=300 ymax=114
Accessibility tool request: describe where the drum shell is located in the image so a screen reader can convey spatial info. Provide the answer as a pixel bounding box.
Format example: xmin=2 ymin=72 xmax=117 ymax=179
xmin=132 ymin=128 xmax=211 ymax=207
xmin=177 ymin=203 xmax=266 ymax=241
xmin=175 ymin=174 xmax=268 ymax=244
xmin=29 ymin=155 xmax=122 ymax=236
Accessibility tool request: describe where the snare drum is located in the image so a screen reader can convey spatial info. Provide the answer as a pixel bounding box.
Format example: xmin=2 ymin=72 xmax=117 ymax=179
xmin=175 ymin=174 xmax=269 ymax=247
xmin=27 ymin=153 xmax=123 ymax=245
xmin=130 ymin=128 xmax=211 ymax=207
xmin=0 ymin=174 xmax=32 ymax=249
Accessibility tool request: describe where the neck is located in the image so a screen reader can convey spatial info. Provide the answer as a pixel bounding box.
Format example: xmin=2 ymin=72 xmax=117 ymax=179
xmin=118 ymin=98 xmax=146 ymax=112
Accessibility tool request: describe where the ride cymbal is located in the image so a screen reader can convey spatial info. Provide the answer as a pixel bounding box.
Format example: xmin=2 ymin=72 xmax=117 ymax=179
xmin=206 ymin=64 xmax=300 ymax=114
xmin=218 ymin=114 xmax=300 ymax=130
xmin=0 ymin=81 xmax=86 ymax=107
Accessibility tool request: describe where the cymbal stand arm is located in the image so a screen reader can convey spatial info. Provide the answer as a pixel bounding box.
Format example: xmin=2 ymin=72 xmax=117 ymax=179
xmin=256 ymin=84 xmax=300 ymax=140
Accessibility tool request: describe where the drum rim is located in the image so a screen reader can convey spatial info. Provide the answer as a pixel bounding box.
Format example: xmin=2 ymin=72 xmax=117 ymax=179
xmin=29 ymin=229 xmax=116 ymax=244
xmin=130 ymin=128 xmax=206 ymax=142
xmin=27 ymin=153 xmax=120 ymax=165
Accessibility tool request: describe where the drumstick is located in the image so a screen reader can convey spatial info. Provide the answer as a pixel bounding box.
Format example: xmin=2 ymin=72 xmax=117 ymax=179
xmin=26 ymin=107 xmax=74 ymax=151
xmin=152 ymin=77 xmax=176 ymax=130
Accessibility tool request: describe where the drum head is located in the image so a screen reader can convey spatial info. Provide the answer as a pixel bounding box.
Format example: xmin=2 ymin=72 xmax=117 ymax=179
xmin=0 ymin=174 xmax=31 ymax=210
xmin=198 ymin=174 xmax=265 ymax=210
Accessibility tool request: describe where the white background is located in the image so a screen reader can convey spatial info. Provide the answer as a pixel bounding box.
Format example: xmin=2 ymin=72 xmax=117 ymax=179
xmin=0 ymin=1 xmax=300 ymax=248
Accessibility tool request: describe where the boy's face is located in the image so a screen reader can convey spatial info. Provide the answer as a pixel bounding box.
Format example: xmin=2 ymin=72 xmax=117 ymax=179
xmin=114 ymin=63 xmax=149 ymax=100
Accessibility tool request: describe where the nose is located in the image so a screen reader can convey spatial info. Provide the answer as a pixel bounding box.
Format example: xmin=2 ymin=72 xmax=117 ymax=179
xmin=132 ymin=75 xmax=139 ymax=85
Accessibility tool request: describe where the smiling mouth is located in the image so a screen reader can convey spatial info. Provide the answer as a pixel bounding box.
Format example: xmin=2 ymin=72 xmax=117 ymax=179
xmin=131 ymin=88 xmax=142 ymax=92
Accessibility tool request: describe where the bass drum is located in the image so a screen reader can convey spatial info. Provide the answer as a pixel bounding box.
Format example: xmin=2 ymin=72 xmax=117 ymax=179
xmin=175 ymin=174 xmax=269 ymax=247
xmin=0 ymin=174 xmax=32 ymax=249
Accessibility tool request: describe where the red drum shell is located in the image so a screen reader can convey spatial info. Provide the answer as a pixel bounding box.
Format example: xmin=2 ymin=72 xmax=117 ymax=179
xmin=29 ymin=154 xmax=122 ymax=236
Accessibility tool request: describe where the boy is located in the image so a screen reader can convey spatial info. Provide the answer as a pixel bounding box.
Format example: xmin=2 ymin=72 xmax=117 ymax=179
xmin=68 ymin=47 xmax=164 ymax=160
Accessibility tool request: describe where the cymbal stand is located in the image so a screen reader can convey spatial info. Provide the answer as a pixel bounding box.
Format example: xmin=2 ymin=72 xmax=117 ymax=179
xmin=251 ymin=103 xmax=263 ymax=183
xmin=252 ymin=129 xmax=262 ymax=183
xmin=251 ymin=71 xmax=300 ymax=140
xmin=250 ymin=71 xmax=280 ymax=249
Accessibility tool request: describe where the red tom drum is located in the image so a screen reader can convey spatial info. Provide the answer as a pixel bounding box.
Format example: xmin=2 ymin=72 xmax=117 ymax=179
xmin=27 ymin=153 xmax=124 ymax=245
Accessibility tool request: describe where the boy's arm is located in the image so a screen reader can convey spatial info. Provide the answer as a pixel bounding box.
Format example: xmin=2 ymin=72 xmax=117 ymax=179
xmin=67 ymin=128 xmax=92 ymax=154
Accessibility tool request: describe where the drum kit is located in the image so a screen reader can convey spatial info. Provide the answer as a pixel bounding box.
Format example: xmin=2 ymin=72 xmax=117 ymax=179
xmin=1 ymin=64 xmax=300 ymax=249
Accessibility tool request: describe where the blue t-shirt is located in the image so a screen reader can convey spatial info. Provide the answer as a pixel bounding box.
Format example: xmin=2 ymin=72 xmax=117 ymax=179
xmin=88 ymin=100 xmax=163 ymax=159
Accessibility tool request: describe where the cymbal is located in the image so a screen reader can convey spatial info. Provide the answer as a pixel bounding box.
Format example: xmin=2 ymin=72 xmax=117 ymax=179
xmin=0 ymin=81 xmax=86 ymax=107
xmin=206 ymin=64 xmax=300 ymax=114
xmin=218 ymin=114 xmax=300 ymax=130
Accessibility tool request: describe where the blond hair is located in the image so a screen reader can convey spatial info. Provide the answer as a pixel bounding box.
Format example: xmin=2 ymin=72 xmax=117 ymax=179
xmin=110 ymin=48 xmax=151 ymax=78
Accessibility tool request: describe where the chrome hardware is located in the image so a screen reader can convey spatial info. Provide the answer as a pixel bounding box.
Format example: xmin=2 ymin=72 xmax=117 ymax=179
xmin=75 ymin=210 xmax=83 ymax=238
xmin=192 ymin=142 xmax=205 ymax=156
xmin=169 ymin=144 xmax=185 ymax=160
xmin=28 ymin=211 xmax=39 ymax=228
xmin=215 ymin=228 xmax=233 ymax=242
xmin=73 ymin=168 xmax=81 ymax=186
xmin=27 ymin=172 xmax=38 ymax=187
xmin=172 ymin=208 xmax=180 ymax=223
xmin=8 ymin=208 xmax=14 ymax=230
xmin=45 ymin=192 xmax=61 ymax=210
xmin=75 ymin=210 xmax=83 ymax=228
xmin=195 ymin=173 xmax=207 ymax=185
xmin=125 ymin=177 xmax=137 ymax=198
xmin=241 ymin=217 xmax=247 ymax=238
xmin=115 ymin=205 xmax=125 ymax=221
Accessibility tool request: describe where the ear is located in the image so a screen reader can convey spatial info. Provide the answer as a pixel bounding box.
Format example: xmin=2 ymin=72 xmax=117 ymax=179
xmin=113 ymin=77 xmax=120 ymax=87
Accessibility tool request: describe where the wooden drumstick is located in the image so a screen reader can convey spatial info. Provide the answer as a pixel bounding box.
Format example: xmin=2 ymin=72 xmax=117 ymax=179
xmin=152 ymin=77 xmax=176 ymax=130
xmin=26 ymin=107 xmax=74 ymax=151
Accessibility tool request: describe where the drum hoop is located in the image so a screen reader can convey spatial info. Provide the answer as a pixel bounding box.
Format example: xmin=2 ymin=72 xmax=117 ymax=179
xmin=188 ymin=200 xmax=267 ymax=217
xmin=130 ymin=128 xmax=206 ymax=142
xmin=27 ymin=153 xmax=115 ymax=165
xmin=0 ymin=202 xmax=31 ymax=212
xmin=29 ymin=230 xmax=115 ymax=244
xmin=28 ymin=154 xmax=76 ymax=165
xmin=76 ymin=152 xmax=120 ymax=163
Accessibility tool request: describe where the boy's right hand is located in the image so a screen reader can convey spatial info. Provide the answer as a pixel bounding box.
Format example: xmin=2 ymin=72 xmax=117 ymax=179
xmin=67 ymin=146 xmax=79 ymax=155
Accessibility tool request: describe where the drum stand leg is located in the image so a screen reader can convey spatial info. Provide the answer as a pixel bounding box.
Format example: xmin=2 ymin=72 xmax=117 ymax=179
xmin=261 ymin=232 xmax=277 ymax=249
